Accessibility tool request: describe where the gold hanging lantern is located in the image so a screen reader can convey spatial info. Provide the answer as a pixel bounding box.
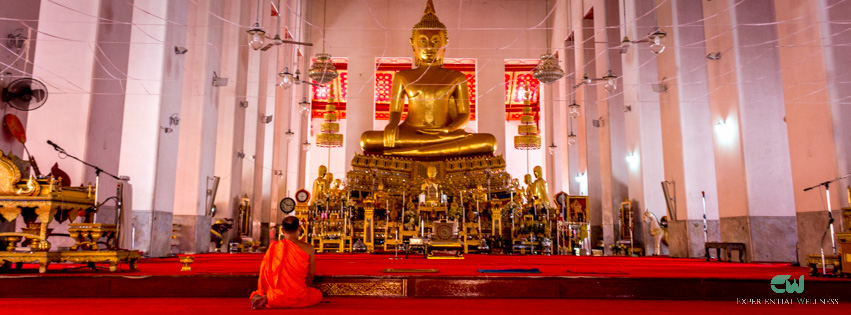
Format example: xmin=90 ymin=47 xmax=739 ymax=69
xmin=316 ymin=88 xmax=343 ymax=148
xmin=514 ymin=87 xmax=540 ymax=150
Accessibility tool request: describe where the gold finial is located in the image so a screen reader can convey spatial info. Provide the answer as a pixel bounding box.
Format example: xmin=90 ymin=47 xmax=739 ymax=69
xmin=425 ymin=0 xmax=436 ymax=14
xmin=414 ymin=0 xmax=446 ymax=31
xmin=327 ymin=86 xmax=336 ymax=103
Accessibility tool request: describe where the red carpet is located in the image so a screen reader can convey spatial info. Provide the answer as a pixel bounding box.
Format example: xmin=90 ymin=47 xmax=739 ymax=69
xmin=1 ymin=297 xmax=848 ymax=315
xmin=5 ymin=252 xmax=829 ymax=281
xmin=3 ymin=252 xmax=849 ymax=301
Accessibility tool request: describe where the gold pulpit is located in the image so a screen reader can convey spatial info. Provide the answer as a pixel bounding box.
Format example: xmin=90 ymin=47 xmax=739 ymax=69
xmin=0 ymin=151 xmax=100 ymax=272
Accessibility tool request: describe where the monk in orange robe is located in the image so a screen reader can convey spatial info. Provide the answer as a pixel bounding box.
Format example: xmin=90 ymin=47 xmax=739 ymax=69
xmin=250 ymin=216 xmax=323 ymax=309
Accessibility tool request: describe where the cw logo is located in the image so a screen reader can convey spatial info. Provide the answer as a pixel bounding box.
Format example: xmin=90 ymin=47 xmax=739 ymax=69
xmin=770 ymin=275 xmax=804 ymax=293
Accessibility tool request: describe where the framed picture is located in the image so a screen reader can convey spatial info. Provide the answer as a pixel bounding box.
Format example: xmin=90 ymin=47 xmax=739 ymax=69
xmin=567 ymin=196 xmax=588 ymax=223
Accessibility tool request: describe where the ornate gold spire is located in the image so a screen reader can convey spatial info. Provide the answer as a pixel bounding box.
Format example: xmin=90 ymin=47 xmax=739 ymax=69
xmin=514 ymin=84 xmax=540 ymax=150
xmin=413 ymin=0 xmax=446 ymax=31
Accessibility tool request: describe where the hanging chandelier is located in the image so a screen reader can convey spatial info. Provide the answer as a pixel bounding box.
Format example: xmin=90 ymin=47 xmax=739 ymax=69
xmin=308 ymin=53 xmax=338 ymax=84
xmin=309 ymin=0 xmax=338 ymax=85
xmin=532 ymin=54 xmax=565 ymax=85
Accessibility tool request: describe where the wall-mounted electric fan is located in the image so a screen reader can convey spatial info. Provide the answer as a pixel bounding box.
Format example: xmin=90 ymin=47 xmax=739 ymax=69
xmin=2 ymin=78 xmax=48 ymax=111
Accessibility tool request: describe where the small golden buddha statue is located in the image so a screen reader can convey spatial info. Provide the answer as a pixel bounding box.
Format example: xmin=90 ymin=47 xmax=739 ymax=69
xmin=329 ymin=179 xmax=342 ymax=207
xmin=389 ymin=203 xmax=399 ymax=222
xmin=373 ymin=182 xmax=387 ymax=208
xmin=406 ymin=198 xmax=416 ymax=213
xmin=511 ymin=178 xmax=525 ymax=204
xmin=524 ymin=174 xmax=534 ymax=206
xmin=449 ymin=199 xmax=462 ymax=221
xmin=420 ymin=165 xmax=440 ymax=206
xmin=472 ymin=183 xmax=488 ymax=203
xmin=531 ymin=166 xmax=550 ymax=207
xmin=312 ymin=165 xmax=329 ymax=205
xmin=359 ymin=0 xmax=496 ymax=157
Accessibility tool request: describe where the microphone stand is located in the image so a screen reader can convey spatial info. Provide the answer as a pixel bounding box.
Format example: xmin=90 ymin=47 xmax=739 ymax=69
xmin=701 ymin=191 xmax=708 ymax=244
xmin=803 ymin=173 xmax=851 ymax=275
xmin=48 ymin=141 xmax=122 ymax=240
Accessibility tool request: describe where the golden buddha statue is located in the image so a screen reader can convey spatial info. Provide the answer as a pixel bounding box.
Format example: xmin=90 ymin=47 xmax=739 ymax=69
xmin=531 ymin=166 xmax=550 ymax=207
xmin=359 ymin=0 xmax=496 ymax=157
xmin=374 ymin=182 xmax=387 ymax=208
xmin=420 ymin=165 xmax=440 ymax=206
xmin=312 ymin=165 xmax=329 ymax=205
xmin=472 ymin=183 xmax=488 ymax=203
xmin=511 ymin=178 xmax=525 ymax=205
xmin=524 ymin=174 xmax=534 ymax=206
xmin=329 ymin=179 xmax=342 ymax=207
xmin=448 ymin=199 xmax=462 ymax=221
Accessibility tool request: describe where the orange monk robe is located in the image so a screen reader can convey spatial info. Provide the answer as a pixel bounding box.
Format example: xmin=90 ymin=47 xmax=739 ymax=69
xmin=250 ymin=240 xmax=323 ymax=308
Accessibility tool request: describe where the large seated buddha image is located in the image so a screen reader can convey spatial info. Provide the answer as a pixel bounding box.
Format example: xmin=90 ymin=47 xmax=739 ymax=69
xmin=359 ymin=0 xmax=496 ymax=158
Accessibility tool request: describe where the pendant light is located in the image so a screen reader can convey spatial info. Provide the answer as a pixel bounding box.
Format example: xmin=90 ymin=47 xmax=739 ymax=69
xmin=247 ymin=0 xmax=265 ymax=51
xmin=308 ymin=0 xmax=338 ymax=85
xmin=532 ymin=0 xmax=564 ymax=85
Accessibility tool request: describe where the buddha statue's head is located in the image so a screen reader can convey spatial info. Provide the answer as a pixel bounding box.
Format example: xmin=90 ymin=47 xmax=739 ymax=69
xmin=524 ymin=174 xmax=532 ymax=185
xmin=411 ymin=0 xmax=447 ymax=67
xmin=511 ymin=178 xmax=520 ymax=187
xmin=426 ymin=165 xmax=437 ymax=179
xmin=318 ymin=165 xmax=327 ymax=177
xmin=333 ymin=179 xmax=341 ymax=189
xmin=533 ymin=166 xmax=543 ymax=179
xmin=325 ymin=172 xmax=333 ymax=183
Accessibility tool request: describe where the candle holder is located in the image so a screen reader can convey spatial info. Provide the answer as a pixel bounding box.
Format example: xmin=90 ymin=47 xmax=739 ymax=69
xmin=179 ymin=255 xmax=194 ymax=271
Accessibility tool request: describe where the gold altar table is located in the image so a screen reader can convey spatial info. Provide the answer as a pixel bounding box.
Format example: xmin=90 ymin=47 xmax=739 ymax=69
xmin=0 ymin=251 xmax=61 ymax=273
xmin=60 ymin=250 xmax=141 ymax=272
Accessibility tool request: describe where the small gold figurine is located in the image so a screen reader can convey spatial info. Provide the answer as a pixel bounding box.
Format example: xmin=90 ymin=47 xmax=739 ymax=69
xmin=524 ymin=174 xmax=534 ymax=207
xmin=311 ymin=165 xmax=329 ymax=205
xmin=531 ymin=166 xmax=550 ymax=207
xmin=421 ymin=165 xmax=440 ymax=206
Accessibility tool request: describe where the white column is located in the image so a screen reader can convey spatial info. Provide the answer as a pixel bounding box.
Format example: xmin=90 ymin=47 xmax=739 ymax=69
xmin=655 ymin=0 xmax=720 ymax=258
xmin=115 ymin=0 xmax=189 ymax=257
xmin=703 ymin=0 xmax=796 ymax=262
xmin=213 ymin=0 xmax=249 ymax=249
xmin=622 ymin=0 xmax=666 ymax=255
xmin=172 ymin=0 xmax=224 ymax=253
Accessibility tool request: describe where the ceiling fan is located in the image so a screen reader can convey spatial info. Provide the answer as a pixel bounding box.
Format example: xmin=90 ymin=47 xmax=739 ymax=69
xmin=260 ymin=36 xmax=312 ymax=51
xmin=259 ymin=0 xmax=313 ymax=51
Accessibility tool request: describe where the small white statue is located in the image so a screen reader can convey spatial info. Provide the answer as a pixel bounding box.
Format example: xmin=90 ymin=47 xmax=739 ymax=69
xmin=643 ymin=209 xmax=666 ymax=256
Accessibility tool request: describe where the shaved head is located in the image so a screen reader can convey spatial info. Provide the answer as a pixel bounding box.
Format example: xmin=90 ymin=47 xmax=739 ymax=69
xmin=281 ymin=216 xmax=299 ymax=232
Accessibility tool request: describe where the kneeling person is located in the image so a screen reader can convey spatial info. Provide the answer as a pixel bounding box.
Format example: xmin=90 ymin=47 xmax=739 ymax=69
xmin=250 ymin=217 xmax=322 ymax=309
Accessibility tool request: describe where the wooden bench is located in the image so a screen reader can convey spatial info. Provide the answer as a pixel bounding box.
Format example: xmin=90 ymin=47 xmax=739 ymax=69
xmin=705 ymin=242 xmax=746 ymax=262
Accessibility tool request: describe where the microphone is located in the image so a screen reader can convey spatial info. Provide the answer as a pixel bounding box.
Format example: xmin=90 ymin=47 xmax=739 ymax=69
xmin=47 ymin=140 xmax=62 ymax=152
